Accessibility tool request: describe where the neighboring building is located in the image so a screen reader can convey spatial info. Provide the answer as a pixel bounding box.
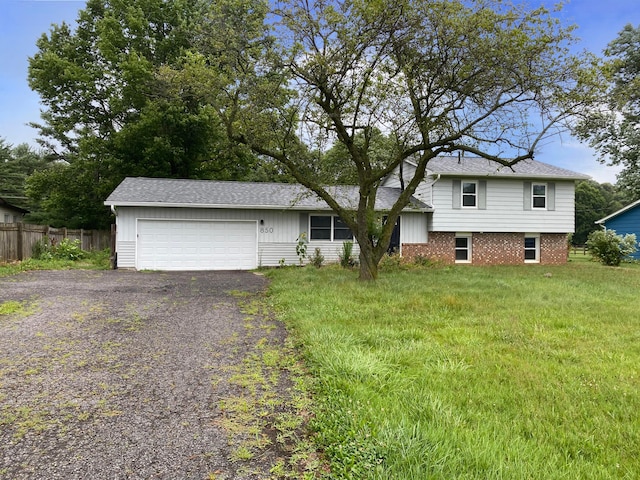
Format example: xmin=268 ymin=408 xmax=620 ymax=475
xmin=595 ymin=199 xmax=640 ymax=261
xmin=382 ymin=157 xmax=588 ymax=265
xmin=0 ymin=198 xmax=29 ymax=223
xmin=105 ymin=156 xmax=588 ymax=271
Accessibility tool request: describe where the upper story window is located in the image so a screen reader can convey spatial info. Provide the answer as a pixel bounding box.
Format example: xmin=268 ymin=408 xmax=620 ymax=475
xmin=310 ymin=215 xmax=353 ymax=241
xmin=532 ymin=183 xmax=547 ymax=209
xmin=462 ymin=181 xmax=478 ymax=208
xmin=453 ymin=179 xmax=486 ymax=210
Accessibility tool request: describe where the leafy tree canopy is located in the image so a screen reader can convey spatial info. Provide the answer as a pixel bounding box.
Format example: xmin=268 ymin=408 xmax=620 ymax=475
xmin=574 ymin=179 xmax=633 ymax=245
xmin=187 ymin=0 xmax=600 ymax=279
xmin=575 ymin=24 xmax=640 ymax=199
xmin=27 ymin=0 xmax=263 ymax=229
xmin=0 ymin=138 xmax=54 ymax=214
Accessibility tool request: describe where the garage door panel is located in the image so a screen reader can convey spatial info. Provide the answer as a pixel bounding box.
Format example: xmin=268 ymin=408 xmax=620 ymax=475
xmin=137 ymin=220 xmax=257 ymax=271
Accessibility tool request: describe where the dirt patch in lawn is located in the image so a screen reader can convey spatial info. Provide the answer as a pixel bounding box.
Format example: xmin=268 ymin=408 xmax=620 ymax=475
xmin=0 ymin=270 xmax=321 ymax=479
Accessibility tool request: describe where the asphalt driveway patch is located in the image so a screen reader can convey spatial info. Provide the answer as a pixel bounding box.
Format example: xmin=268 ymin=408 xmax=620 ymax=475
xmin=0 ymin=270 xmax=306 ymax=479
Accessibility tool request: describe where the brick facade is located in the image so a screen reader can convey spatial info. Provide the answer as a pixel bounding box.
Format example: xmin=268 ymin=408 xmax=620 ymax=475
xmin=539 ymin=233 xmax=571 ymax=265
xmin=403 ymin=232 xmax=568 ymax=265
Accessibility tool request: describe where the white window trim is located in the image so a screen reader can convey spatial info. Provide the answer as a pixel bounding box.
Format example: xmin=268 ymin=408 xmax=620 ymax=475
xmin=309 ymin=215 xmax=354 ymax=242
xmin=524 ymin=233 xmax=540 ymax=263
xmin=455 ymin=233 xmax=472 ymax=263
xmin=461 ymin=181 xmax=478 ymax=209
xmin=531 ymin=183 xmax=547 ymax=210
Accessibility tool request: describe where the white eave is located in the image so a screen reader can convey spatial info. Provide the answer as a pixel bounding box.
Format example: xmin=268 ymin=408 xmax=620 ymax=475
xmin=595 ymin=199 xmax=640 ymax=225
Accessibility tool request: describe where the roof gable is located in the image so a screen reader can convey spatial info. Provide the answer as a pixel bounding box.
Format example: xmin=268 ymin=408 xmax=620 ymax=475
xmin=422 ymin=156 xmax=589 ymax=180
xmin=105 ymin=177 xmax=431 ymax=212
xmin=0 ymin=198 xmax=29 ymax=214
xmin=596 ymin=199 xmax=640 ymax=225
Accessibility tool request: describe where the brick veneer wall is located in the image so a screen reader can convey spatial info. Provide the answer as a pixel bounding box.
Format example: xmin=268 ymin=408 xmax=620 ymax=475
xmin=403 ymin=232 xmax=568 ymax=265
xmin=540 ymin=233 xmax=570 ymax=265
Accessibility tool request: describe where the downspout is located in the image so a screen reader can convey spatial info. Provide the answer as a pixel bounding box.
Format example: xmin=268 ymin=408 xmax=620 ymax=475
xmin=431 ymin=174 xmax=441 ymax=207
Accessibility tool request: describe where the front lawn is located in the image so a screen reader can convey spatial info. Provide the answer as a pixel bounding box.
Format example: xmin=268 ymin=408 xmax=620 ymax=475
xmin=266 ymin=260 xmax=640 ymax=479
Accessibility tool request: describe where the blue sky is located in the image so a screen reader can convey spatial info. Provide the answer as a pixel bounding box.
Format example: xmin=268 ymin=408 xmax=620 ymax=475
xmin=0 ymin=0 xmax=638 ymax=183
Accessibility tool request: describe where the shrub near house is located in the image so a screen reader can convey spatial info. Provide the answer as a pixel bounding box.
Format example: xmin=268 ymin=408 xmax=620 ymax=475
xmin=587 ymin=229 xmax=638 ymax=266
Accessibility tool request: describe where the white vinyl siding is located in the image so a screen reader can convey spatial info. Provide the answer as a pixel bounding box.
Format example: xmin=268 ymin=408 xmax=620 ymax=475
xmin=258 ymin=241 xmax=361 ymax=267
xmin=114 ymin=206 xmax=385 ymax=268
xmin=380 ymin=162 xmax=432 ymax=206
xmin=431 ymin=179 xmax=575 ymax=233
xmin=400 ymin=212 xmax=428 ymax=243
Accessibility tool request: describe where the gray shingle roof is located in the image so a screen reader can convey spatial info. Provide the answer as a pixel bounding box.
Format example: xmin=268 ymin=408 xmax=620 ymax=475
xmin=104 ymin=177 xmax=431 ymax=211
xmin=425 ymin=156 xmax=589 ymax=180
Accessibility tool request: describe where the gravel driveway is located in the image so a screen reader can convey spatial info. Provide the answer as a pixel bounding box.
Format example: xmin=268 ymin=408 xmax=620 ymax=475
xmin=0 ymin=270 xmax=311 ymax=479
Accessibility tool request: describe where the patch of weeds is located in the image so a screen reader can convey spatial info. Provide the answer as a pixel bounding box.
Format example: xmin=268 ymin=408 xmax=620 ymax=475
xmin=212 ymin=291 xmax=326 ymax=478
xmin=226 ymin=290 xmax=252 ymax=298
xmin=0 ymin=300 xmax=37 ymax=318
xmin=232 ymin=445 xmax=254 ymax=461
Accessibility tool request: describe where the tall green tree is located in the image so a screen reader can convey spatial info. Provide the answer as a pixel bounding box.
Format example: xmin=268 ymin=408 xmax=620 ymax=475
xmin=575 ymin=24 xmax=640 ymax=198
xmin=27 ymin=0 xmax=257 ymax=229
xmin=574 ymin=179 xmax=632 ymax=245
xmin=0 ymin=138 xmax=53 ymax=212
xmin=200 ymin=0 xmax=599 ymax=280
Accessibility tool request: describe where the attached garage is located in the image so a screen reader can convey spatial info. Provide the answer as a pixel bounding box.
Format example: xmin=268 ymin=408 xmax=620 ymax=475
xmin=104 ymin=177 xmax=430 ymax=271
xmin=136 ymin=219 xmax=257 ymax=271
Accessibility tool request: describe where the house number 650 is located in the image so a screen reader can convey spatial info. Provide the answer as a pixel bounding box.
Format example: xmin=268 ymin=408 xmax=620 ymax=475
xmin=260 ymin=227 xmax=274 ymax=233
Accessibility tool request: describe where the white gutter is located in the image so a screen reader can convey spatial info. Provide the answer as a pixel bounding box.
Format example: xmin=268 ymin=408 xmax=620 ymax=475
xmin=103 ymin=201 xmax=433 ymax=213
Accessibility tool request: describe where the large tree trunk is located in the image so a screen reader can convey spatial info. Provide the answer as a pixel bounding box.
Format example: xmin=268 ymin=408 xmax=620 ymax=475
xmin=356 ymin=231 xmax=381 ymax=281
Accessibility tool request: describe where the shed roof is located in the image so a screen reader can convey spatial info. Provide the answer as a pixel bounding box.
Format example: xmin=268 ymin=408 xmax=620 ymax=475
xmin=595 ymin=199 xmax=640 ymax=225
xmin=0 ymin=197 xmax=29 ymax=214
xmin=423 ymin=156 xmax=589 ymax=180
xmin=105 ymin=177 xmax=431 ymax=212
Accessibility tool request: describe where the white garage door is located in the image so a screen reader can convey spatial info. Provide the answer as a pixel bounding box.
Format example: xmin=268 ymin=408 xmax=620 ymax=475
xmin=136 ymin=219 xmax=257 ymax=271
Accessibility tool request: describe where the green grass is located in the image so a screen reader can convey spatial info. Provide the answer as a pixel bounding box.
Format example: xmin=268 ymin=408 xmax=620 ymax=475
xmin=0 ymin=249 xmax=110 ymax=277
xmin=266 ymin=261 xmax=640 ymax=479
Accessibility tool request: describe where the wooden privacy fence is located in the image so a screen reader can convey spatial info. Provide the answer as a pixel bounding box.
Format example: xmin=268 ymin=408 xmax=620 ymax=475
xmin=0 ymin=223 xmax=110 ymax=262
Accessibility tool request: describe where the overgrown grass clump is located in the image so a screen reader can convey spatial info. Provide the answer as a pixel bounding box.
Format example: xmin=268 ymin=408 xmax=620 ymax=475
xmin=0 ymin=248 xmax=110 ymax=277
xmin=266 ymin=261 xmax=640 ymax=479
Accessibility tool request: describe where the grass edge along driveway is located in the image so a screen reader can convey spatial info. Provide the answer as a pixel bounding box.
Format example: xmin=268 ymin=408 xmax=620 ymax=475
xmin=266 ymin=259 xmax=640 ymax=479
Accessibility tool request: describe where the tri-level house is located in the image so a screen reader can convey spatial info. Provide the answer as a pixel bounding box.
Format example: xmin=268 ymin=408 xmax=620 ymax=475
xmin=105 ymin=156 xmax=587 ymax=270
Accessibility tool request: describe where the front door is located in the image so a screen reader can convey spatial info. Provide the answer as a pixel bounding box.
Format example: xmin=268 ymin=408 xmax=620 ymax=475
xmin=386 ymin=216 xmax=401 ymax=254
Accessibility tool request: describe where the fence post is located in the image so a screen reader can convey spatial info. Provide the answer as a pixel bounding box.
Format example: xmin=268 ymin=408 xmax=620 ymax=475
xmin=17 ymin=222 xmax=24 ymax=261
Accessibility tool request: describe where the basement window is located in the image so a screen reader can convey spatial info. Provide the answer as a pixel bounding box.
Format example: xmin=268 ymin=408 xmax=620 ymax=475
xmin=455 ymin=234 xmax=472 ymax=263
xmin=524 ymin=234 xmax=540 ymax=263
